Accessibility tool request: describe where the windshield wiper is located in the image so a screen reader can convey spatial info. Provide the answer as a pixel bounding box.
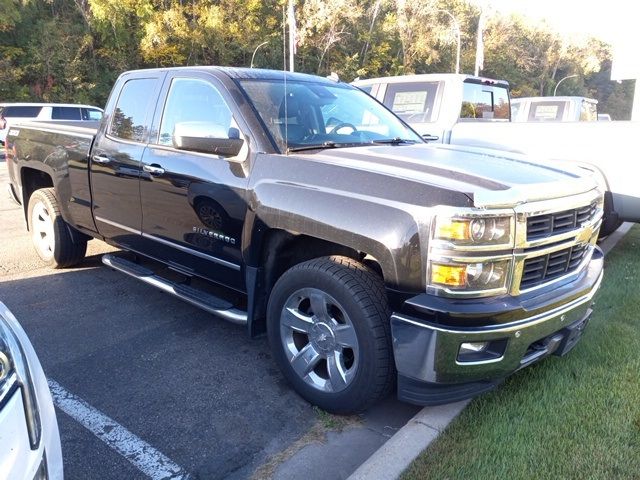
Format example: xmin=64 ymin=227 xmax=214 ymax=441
xmin=371 ymin=137 xmax=418 ymax=145
xmin=287 ymin=141 xmax=356 ymax=153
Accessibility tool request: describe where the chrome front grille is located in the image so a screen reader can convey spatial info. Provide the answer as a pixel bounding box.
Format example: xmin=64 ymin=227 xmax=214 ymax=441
xmin=511 ymin=189 xmax=603 ymax=295
xmin=520 ymin=243 xmax=590 ymax=289
xmin=526 ymin=203 xmax=598 ymax=241
xmin=426 ymin=188 xmax=603 ymax=299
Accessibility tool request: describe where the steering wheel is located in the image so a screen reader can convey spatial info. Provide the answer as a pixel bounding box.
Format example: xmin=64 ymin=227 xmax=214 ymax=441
xmin=329 ymin=122 xmax=358 ymax=134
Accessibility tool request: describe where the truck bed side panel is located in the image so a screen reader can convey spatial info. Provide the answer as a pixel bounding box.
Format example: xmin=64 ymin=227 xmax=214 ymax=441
xmin=10 ymin=123 xmax=97 ymax=234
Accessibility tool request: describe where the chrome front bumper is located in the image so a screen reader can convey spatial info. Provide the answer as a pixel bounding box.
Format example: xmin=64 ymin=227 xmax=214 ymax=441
xmin=391 ymin=248 xmax=603 ymax=387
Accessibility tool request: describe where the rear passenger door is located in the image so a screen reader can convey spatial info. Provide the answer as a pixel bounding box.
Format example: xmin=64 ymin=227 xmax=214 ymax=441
xmin=90 ymin=72 xmax=165 ymax=248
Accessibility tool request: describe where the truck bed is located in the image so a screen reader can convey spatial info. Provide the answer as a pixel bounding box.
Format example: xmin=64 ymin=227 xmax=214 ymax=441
xmin=8 ymin=120 xmax=98 ymax=233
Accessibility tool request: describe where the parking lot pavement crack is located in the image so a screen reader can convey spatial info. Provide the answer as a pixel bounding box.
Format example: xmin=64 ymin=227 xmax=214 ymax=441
xmin=411 ymin=420 xmax=441 ymax=434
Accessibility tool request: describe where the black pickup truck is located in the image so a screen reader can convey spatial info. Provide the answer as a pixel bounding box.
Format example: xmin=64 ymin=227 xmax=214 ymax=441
xmin=6 ymin=67 xmax=604 ymax=413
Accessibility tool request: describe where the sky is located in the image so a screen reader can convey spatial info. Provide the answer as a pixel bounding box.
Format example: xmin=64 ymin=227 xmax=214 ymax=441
xmin=483 ymin=0 xmax=632 ymax=46
xmin=481 ymin=0 xmax=638 ymax=79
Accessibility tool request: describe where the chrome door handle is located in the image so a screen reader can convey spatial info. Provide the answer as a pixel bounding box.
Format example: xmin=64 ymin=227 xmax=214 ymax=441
xmin=92 ymin=154 xmax=111 ymax=164
xmin=143 ymin=164 xmax=165 ymax=175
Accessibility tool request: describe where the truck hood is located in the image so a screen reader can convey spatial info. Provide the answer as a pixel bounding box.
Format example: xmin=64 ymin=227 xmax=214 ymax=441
xmin=310 ymin=143 xmax=598 ymax=208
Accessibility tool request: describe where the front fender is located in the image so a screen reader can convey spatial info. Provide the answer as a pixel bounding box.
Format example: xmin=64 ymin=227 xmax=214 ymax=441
xmin=247 ymin=180 xmax=426 ymax=291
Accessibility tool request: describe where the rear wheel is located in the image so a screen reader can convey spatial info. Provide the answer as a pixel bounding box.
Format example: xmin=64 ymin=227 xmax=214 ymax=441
xmin=27 ymin=188 xmax=87 ymax=268
xmin=267 ymin=256 xmax=394 ymax=414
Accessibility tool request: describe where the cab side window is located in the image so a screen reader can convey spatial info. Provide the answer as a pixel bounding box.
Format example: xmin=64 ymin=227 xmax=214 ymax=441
xmin=52 ymin=107 xmax=81 ymax=120
xmin=383 ymin=82 xmax=439 ymax=123
xmin=528 ymin=101 xmax=565 ymax=122
xmin=82 ymin=108 xmax=103 ymax=121
xmin=158 ymin=78 xmax=234 ymax=146
xmin=110 ymin=78 xmax=157 ymax=142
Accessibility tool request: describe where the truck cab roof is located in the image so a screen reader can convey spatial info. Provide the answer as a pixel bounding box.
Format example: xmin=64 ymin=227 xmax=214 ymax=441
xmin=119 ymin=66 xmax=343 ymax=86
xmin=353 ymin=74 xmax=509 ymax=89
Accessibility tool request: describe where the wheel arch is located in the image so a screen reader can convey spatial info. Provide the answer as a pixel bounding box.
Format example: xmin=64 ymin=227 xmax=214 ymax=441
xmin=20 ymin=166 xmax=55 ymax=229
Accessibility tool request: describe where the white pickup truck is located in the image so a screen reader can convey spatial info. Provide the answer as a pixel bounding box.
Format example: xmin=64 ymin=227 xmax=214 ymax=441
xmin=511 ymin=96 xmax=598 ymax=122
xmin=354 ymin=74 xmax=639 ymax=235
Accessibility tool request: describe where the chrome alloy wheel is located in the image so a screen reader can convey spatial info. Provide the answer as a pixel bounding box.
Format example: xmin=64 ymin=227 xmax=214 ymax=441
xmin=279 ymin=288 xmax=360 ymax=393
xmin=31 ymin=201 xmax=54 ymax=260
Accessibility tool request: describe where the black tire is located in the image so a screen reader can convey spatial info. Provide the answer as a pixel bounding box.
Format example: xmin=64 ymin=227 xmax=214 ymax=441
xmin=267 ymin=256 xmax=394 ymax=414
xmin=27 ymin=188 xmax=87 ymax=268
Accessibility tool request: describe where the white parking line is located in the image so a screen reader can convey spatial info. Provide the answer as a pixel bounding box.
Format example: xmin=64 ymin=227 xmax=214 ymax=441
xmin=48 ymin=380 xmax=191 ymax=480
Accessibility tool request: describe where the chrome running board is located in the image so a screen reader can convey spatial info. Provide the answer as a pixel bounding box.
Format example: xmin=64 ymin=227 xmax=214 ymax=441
xmin=102 ymin=253 xmax=247 ymax=325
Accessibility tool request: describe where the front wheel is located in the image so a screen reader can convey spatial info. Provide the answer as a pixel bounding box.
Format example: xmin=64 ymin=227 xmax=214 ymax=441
xmin=27 ymin=188 xmax=87 ymax=268
xmin=267 ymin=256 xmax=394 ymax=414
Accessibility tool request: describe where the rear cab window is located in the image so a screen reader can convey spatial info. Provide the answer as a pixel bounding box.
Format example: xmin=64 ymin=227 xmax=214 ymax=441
xmin=460 ymin=80 xmax=510 ymax=121
xmin=580 ymin=101 xmax=597 ymax=121
xmin=109 ymin=78 xmax=158 ymax=142
xmin=384 ymin=82 xmax=440 ymax=123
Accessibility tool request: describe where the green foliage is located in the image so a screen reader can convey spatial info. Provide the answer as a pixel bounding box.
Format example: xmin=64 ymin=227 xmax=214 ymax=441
xmin=0 ymin=0 xmax=22 ymax=32
xmin=0 ymin=0 xmax=633 ymax=120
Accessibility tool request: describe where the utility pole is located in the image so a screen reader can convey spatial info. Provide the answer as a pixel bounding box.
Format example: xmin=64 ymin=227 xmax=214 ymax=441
xmin=288 ymin=0 xmax=296 ymax=72
xmin=436 ymin=9 xmax=461 ymax=74
xmin=474 ymin=10 xmax=484 ymax=76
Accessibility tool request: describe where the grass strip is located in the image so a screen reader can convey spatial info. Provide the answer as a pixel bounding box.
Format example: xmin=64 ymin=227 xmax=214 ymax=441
xmin=402 ymin=227 xmax=640 ymax=480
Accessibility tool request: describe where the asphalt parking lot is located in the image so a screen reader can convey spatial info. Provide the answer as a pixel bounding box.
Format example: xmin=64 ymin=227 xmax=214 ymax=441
xmin=0 ymin=159 xmax=419 ymax=480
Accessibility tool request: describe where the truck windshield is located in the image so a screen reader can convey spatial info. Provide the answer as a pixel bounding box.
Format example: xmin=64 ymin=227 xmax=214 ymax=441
xmin=239 ymin=79 xmax=422 ymax=152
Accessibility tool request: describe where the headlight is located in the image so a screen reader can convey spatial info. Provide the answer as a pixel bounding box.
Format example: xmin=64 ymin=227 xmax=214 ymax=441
xmin=0 ymin=303 xmax=41 ymax=449
xmin=430 ymin=260 xmax=511 ymax=292
xmin=434 ymin=215 xmax=513 ymax=247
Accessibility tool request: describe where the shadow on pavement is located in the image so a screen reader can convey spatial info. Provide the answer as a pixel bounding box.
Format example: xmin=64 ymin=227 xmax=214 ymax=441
xmin=0 ymin=264 xmax=317 ymax=480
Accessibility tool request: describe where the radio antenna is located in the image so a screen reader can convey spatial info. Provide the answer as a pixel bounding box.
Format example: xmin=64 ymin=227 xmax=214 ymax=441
xmin=282 ymin=3 xmax=289 ymax=155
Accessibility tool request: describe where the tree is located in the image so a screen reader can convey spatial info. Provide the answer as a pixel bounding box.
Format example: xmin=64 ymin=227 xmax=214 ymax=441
xmin=298 ymin=0 xmax=363 ymax=74
xmin=0 ymin=0 xmax=631 ymax=117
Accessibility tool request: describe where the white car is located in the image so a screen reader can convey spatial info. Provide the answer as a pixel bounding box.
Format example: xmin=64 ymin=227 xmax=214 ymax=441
xmin=0 ymin=102 xmax=103 ymax=144
xmin=0 ymin=302 xmax=63 ymax=480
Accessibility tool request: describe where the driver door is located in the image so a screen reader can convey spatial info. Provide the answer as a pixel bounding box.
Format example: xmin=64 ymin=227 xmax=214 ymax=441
xmin=138 ymin=73 xmax=250 ymax=290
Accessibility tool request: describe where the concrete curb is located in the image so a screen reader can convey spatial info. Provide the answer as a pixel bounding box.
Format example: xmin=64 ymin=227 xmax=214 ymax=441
xmin=599 ymin=222 xmax=633 ymax=255
xmin=347 ymin=400 xmax=469 ymax=480
xmin=348 ymin=222 xmax=634 ymax=480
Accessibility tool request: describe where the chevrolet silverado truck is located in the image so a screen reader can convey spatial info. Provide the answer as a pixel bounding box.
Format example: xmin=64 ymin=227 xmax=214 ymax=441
xmin=354 ymin=74 xmax=638 ymax=236
xmin=6 ymin=67 xmax=604 ymax=413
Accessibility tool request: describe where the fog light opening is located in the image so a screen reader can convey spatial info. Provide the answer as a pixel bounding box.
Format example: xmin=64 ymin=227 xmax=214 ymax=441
xmin=457 ymin=338 xmax=508 ymax=363
xmin=459 ymin=342 xmax=488 ymax=354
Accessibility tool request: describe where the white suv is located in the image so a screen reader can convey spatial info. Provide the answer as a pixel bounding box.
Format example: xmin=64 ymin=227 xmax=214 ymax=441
xmin=0 ymin=102 xmax=103 ymax=144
